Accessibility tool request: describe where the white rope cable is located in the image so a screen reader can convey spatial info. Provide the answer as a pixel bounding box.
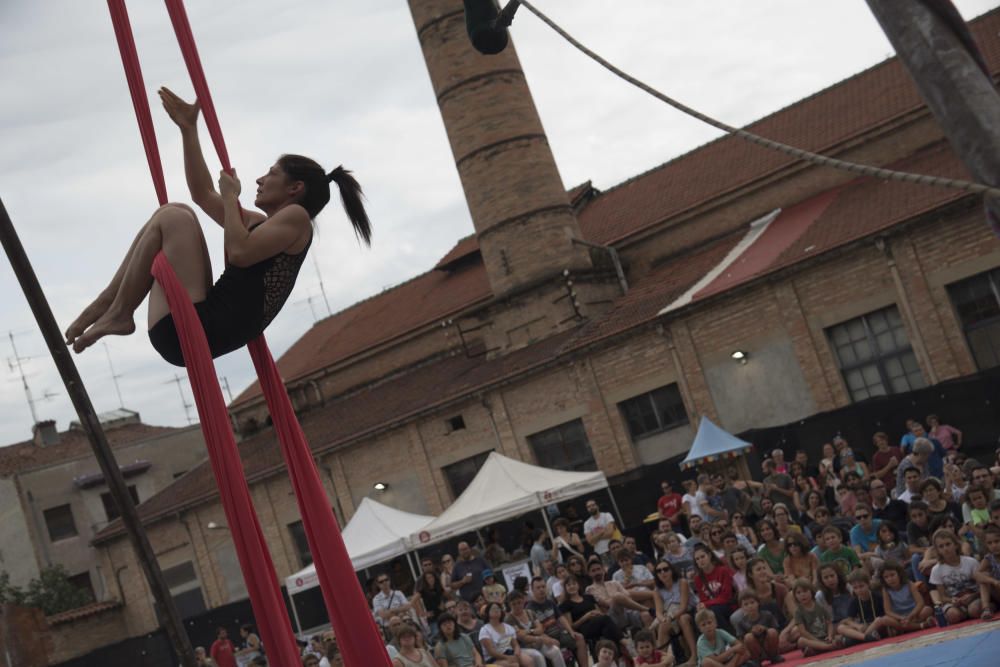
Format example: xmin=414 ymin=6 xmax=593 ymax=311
xmin=518 ymin=0 xmax=1000 ymax=198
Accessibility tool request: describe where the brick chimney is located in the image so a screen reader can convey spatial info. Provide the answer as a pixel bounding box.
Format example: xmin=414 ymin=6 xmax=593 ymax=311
xmin=408 ymin=0 xmax=593 ymax=297
xmin=32 ymin=420 xmax=59 ymax=447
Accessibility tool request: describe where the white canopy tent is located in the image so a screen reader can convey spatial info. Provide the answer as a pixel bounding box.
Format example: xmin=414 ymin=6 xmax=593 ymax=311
xmin=285 ymin=497 xmax=435 ymax=595
xmin=407 ymin=451 xmax=613 ymax=550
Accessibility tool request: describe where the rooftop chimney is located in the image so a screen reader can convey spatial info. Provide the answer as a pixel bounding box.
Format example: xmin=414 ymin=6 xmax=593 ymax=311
xmin=408 ymin=0 xmax=593 ymax=298
xmin=32 ymin=420 xmax=59 ymax=447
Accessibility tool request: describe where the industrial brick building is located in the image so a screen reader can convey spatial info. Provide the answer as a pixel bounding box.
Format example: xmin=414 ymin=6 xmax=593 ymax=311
xmin=70 ymin=1 xmax=1000 ymax=657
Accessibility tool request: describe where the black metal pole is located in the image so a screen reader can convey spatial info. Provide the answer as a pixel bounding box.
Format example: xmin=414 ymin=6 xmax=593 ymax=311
xmin=0 ymin=197 xmax=197 ymax=667
xmin=866 ymin=1 xmax=1000 ymax=204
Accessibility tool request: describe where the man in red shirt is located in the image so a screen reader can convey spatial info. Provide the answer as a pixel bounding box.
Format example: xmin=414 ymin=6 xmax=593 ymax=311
xmin=656 ymin=480 xmax=683 ymax=528
xmin=210 ymin=627 xmax=237 ymax=667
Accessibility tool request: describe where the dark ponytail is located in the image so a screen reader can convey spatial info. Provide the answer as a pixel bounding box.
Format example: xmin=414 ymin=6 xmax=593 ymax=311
xmin=276 ymin=154 xmax=372 ymax=246
xmin=327 ymin=166 xmax=372 ymax=246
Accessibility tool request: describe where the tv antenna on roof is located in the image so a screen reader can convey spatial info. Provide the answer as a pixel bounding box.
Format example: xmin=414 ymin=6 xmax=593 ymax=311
xmin=103 ymin=342 xmax=125 ymax=409
xmin=312 ymin=253 xmax=332 ymax=318
xmin=6 ymin=330 xmax=57 ymax=424
xmin=165 ymin=373 xmax=194 ymax=424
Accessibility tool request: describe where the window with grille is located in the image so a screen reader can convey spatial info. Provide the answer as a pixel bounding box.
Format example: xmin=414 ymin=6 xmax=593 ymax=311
xmin=442 ymin=450 xmax=492 ymax=498
xmin=100 ymin=485 xmax=140 ymax=522
xmin=43 ymin=504 xmax=78 ymax=542
xmin=288 ymin=520 xmax=313 ymax=567
xmin=526 ymin=419 xmax=597 ymax=472
xmin=947 ymin=267 xmax=1000 ymax=370
xmin=825 ymin=305 xmax=925 ymax=402
xmin=618 ymin=384 xmax=689 ymax=441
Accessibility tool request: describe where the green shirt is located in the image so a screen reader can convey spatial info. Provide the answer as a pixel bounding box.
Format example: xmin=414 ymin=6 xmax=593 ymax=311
xmin=434 ymin=635 xmax=477 ymax=667
xmin=794 ymin=602 xmax=832 ymax=639
xmin=819 ymin=546 xmax=860 ymax=576
xmin=757 ymin=543 xmax=786 ymax=574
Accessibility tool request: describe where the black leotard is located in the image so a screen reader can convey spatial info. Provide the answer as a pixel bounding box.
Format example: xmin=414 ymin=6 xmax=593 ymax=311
xmin=149 ymin=225 xmax=312 ymax=366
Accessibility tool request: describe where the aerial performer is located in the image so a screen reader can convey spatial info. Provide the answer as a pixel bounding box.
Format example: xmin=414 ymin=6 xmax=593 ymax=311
xmin=64 ymin=87 xmax=371 ymax=365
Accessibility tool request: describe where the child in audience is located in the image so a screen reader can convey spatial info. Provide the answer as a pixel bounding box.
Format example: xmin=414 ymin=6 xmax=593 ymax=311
xmin=878 ymin=561 xmax=933 ymax=632
xmin=792 ymin=578 xmax=837 ymax=657
xmin=593 ymin=639 xmax=620 ymax=667
xmin=906 ymin=502 xmax=933 ymax=582
xmin=976 ymin=525 xmax=1000 ymax=620
xmin=965 ymin=486 xmax=992 ymax=535
xmin=816 ymin=564 xmax=852 ymax=624
xmin=929 ymin=529 xmax=983 ymax=624
xmin=728 ymin=550 xmax=750 ymax=593
xmin=694 ymin=609 xmax=750 ymax=667
xmin=634 ymin=630 xmax=673 ymax=667
xmin=818 ymin=526 xmax=861 ymax=577
xmin=728 ymin=590 xmax=783 ymax=665
xmin=837 ymin=570 xmax=897 ymax=645
xmin=874 ymin=523 xmax=908 ymax=567
xmin=481 ymin=570 xmax=507 ymax=605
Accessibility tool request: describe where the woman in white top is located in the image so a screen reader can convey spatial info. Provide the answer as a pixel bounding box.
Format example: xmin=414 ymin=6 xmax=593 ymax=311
xmin=478 ymin=602 xmax=532 ymax=666
xmin=234 ymin=625 xmax=261 ymax=667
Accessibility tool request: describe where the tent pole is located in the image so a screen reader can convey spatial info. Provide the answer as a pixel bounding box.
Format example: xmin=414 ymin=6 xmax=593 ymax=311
xmin=405 ymin=551 xmax=419 ymax=581
xmin=607 ymin=486 xmax=626 ymax=530
xmin=539 ymin=509 xmax=554 ymax=541
xmin=290 ymin=590 xmax=304 ymax=637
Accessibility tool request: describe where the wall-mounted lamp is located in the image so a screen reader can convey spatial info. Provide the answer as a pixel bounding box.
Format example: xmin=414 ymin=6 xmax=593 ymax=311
xmin=206 ymin=521 xmax=228 ymax=530
xmin=373 ymin=482 xmax=388 ymax=491
xmin=731 ymin=350 xmax=748 ymax=365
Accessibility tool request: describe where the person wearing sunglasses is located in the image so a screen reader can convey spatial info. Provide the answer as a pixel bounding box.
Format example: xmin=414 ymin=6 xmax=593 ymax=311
xmin=849 ymin=506 xmax=883 ymax=571
xmin=373 ymin=574 xmax=414 ymax=630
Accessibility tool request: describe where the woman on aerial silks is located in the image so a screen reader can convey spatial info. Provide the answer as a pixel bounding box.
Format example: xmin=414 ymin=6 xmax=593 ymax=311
xmin=65 ymin=87 xmax=370 ymax=365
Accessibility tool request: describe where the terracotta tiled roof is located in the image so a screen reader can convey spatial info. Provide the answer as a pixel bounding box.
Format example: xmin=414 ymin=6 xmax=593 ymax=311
xmin=0 ymin=423 xmax=179 ymax=476
xmin=577 ymin=11 xmax=1000 ymax=247
xmin=570 ymin=233 xmax=745 ymax=348
xmin=434 ymin=234 xmax=479 ymax=270
xmin=232 ymin=258 xmax=492 ymax=405
xmin=689 ymin=143 xmax=969 ymax=303
xmin=770 ymin=144 xmax=969 ymax=271
xmin=46 ymin=599 xmax=122 ymax=625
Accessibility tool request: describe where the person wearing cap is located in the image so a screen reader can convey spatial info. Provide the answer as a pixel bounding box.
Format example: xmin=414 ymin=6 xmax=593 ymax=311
xmin=482 ymin=568 xmax=507 ymax=605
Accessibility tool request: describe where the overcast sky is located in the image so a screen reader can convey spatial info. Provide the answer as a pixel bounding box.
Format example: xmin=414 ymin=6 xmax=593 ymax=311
xmin=0 ymin=0 xmax=996 ymax=448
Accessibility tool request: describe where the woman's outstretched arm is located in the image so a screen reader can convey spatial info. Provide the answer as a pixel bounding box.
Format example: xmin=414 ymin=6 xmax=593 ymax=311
xmin=159 ymin=87 xmax=264 ymax=228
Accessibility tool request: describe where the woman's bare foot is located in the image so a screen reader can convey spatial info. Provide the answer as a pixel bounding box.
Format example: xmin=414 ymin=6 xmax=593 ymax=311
xmin=71 ymin=312 xmax=136 ymax=353
xmin=65 ymin=295 xmax=113 ymax=345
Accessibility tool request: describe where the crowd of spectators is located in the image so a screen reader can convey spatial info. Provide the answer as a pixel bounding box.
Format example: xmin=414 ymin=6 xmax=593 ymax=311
xmin=306 ymin=415 xmax=1000 ymax=666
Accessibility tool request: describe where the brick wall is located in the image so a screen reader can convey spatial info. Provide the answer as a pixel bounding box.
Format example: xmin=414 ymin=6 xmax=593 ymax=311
xmin=48 ymin=608 xmax=128 ymax=665
xmin=0 ymin=604 xmax=50 ymax=667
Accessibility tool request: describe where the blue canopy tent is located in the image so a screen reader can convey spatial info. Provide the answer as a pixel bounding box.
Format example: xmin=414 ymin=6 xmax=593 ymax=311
xmin=680 ymin=417 xmax=754 ymax=471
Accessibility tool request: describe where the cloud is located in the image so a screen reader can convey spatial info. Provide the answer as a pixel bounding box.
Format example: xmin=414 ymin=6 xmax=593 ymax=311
xmin=1 ymin=0 xmax=996 ymax=446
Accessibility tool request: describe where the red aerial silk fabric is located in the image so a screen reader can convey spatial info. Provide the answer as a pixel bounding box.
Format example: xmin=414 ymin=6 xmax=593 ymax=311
xmin=108 ymin=2 xmax=390 ymax=665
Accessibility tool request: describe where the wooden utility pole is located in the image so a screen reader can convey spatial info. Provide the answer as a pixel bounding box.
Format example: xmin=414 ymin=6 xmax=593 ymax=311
xmin=0 ymin=198 xmax=197 ymax=667
xmin=866 ymin=0 xmax=1000 ymax=217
